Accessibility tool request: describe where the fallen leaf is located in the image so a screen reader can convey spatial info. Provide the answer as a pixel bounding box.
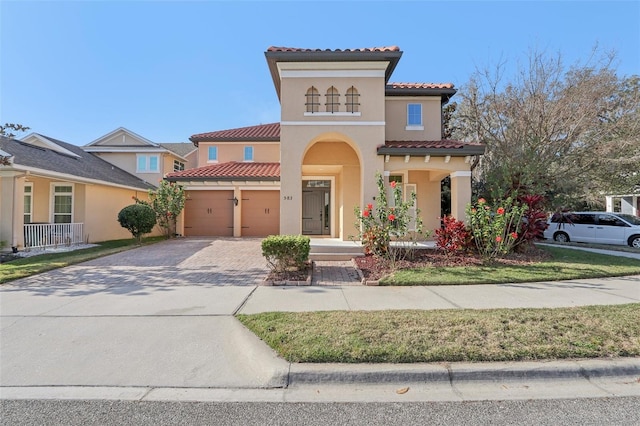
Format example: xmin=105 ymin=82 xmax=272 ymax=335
xmin=396 ymin=387 xmax=410 ymax=394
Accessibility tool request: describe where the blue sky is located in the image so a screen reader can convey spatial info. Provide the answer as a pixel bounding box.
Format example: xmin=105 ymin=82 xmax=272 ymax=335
xmin=1 ymin=1 xmax=639 ymax=145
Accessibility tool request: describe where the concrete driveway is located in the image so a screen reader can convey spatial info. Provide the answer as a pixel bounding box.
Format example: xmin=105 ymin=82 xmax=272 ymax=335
xmin=0 ymin=238 xmax=289 ymax=390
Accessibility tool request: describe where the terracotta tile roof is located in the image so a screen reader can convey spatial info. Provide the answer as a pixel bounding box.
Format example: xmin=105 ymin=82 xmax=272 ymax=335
xmin=387 ymin=82 xmax=455 ymax=89
xmin=267 ymin=46 xmax=400 ymax=52
xmin=190 ymin=123 xmax=280 ymax=144
xmin=166 ymin=161 xmax=280 ymax=181
xmin=379 ymin=140 xmax=486 ymax=156
xmin=384 ymin=140 xmax=480 ymax=149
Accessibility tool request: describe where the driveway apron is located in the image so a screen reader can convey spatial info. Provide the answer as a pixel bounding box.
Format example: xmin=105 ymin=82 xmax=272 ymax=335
xmin=0 ymin=238 xmax=289 ymax=389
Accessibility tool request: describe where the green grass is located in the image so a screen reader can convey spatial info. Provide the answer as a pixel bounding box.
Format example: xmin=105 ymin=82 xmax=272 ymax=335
xmin=237 ymin=304 xmax=640 ymax=363
xmin=381 ymin=246 xmax=640 ymax=285
xmin=0 ymin=236 xmax=165 ymax=284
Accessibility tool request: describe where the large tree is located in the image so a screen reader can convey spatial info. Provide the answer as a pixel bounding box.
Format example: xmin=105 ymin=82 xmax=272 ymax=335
xmin=452 ymin=48 xmax=638 ymax=208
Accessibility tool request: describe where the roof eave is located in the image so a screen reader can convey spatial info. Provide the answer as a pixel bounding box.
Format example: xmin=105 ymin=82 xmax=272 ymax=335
xmin=385 ymin=87 xmax=457 ymax=103
xmin=377 ymin=146 xmax=486 ymax=156
xmin=265 ymin=49 xmax=403 ymax=101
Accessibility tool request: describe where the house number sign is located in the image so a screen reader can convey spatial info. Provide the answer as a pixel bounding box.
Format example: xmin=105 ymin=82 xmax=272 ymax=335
xmin=283 ymin=195 xmax=293 ymax=200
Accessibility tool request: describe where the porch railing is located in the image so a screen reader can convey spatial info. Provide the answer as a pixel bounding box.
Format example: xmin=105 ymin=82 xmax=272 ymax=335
xmin=23 ymin=223 xmax=84 ymax=250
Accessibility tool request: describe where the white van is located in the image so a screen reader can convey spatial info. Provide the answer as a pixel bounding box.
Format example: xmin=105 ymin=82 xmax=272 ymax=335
xmin=544 ymin=212 xmax=640 ymax=248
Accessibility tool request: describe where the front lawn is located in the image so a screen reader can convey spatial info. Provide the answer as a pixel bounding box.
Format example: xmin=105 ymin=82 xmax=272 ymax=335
xmin=377 ymin=246 xmax=640 ymax=285
xmin=0 ymin=236 xmax=165 ymax=284
xmin=237 ymin=304 xmax=640 ymax=363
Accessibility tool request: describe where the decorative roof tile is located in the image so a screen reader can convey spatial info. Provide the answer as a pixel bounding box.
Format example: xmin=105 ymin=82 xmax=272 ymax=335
xmin=190 ymin=123 xmax=280 ymax=144
xmin=384 ymin=140 xmax=481 ymax=149
xmin=387 ymin=82 xmax=455 ymax=89
xmin=166 ymin=161 xmax=280 ymax=180
xmin=267 ymin=46 xmax=400 ymax=52
xmin=379 ymin=140 xmax=486 ymax=156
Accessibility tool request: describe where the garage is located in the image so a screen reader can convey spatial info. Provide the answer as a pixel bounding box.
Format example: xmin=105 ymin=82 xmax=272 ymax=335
xmin=183 ymin=190 xmax=234 ymax=236
xmin=241 ymin=190 xmax=280 ymax=237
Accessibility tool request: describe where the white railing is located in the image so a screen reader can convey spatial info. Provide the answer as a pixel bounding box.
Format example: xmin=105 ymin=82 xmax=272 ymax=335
xmin=23 ymin=223 xmax=84 ymax=250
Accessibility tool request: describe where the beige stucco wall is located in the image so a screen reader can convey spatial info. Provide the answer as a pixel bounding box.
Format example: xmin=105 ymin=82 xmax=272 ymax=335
xmin=385 ymin=96 xmax=442 ymax=141
xmin=197 ymin=142 xmax=280 ymax=166
xmin=184 ymin=149 xmax=199 ymax=169
xmin=84 ymin=185 xmax=158 ymax=242
xmin=93 ymin=152 xmax=162 ymax=186
xmin=1 ymin=172 xmax=159 ymax=248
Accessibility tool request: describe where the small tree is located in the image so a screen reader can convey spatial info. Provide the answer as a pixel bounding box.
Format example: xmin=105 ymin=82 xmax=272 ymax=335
xmin=117 ymin=204 xmax=156 ymax=244
xmin=135 ymin=180 xmax=186 ymax=238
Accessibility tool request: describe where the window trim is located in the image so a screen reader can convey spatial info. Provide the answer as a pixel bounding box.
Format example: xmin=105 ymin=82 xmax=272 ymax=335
xmin=346 ymin=86 xmax=360 ymax=113
xmin=50 ymin=182 xmax=74 ymax=224
xmin=173 ymin=159 xmax=185 ymax=172
xmin=207 ymin=146 xmax=218 ymax=163
xmin=406 ymin=103 xmax=424 ymax=130
xmin=325 ymin=86 xmax=340 ymax=113
xmin=305 ymin=86 xmax=320 ymax=113
xmin=136 ymin=154 xmax=161 ymax=173
xmin=24 ymin=183 xmax=33 ymax=224
xmin=243 ymin=146 xmax=254 ymax=162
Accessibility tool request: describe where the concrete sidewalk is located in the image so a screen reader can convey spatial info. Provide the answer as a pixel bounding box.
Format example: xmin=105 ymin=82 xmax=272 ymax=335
xmin=239 ymin=275 xmax=640 ymax=314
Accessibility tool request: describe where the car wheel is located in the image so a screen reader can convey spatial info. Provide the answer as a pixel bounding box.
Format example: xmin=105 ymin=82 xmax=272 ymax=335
xmin=629 ymin=235 xmax=640 ymax=249
xmin=554 ymin=232 xmax=570 ymax=243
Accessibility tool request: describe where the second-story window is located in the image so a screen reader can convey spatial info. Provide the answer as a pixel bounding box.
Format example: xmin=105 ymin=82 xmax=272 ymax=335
xmin=244 ymin=146 xmax=254 ymax=162
xmin=407 ymin=103 xmax=423 ymax=128
xmin=305 ymin=86 xmax=320 ymax=113
xmin=325 ymin=86 xmax=340 ymax=113
xmin=137 ymin=154 xmax=160 ymax=173
xmin=346 ymin=86 xmax=360 ymax=113
xmin=173 ymin=160 xmax=185 ymax=172
xmin=208 ymin=146 xmax=218 ymax=162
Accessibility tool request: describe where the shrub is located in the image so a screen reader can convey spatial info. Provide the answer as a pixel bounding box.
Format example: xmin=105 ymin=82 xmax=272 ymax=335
xmin=514 ymin=194 xmax=549 ymax=251
xmin=352 ymin=172 xmax=426 ymax=269
xmin=117 ymin=204 xmax=157 ymax=244
xmin=262 ymin=235 xmax=310 ymax=273
xmin=466 ymin=197 xmax=527 ymax=263
xmin=134 ymin=180 xmax=186 ymax=238
xmin=435 ymin=215 xmax=471 ymax=256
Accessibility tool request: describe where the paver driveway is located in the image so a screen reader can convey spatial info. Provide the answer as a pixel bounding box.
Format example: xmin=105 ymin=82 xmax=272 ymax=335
xmin=8 ymin=237 xmax=269 ymax=290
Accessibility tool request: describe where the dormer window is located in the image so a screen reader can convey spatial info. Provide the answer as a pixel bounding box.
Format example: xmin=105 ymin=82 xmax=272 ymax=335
xmin=305 ymin=87 xmax=320 ymax=113
xmin=346 ymin=86 xmax=360 ymax=113
xmin=325 ymin=86 xmax=340 ymax=113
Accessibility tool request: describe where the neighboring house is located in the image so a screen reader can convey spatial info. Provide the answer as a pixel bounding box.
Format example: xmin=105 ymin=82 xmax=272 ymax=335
xmin=83 ymin=127 xmax=198 ymax=187
xmin=606 ymin=193 xmax=639 ymax=216
xmin=0 ymin=134 xmax=157 ymax=251
xmin=167 ymin=45 xmax=485 ymax=240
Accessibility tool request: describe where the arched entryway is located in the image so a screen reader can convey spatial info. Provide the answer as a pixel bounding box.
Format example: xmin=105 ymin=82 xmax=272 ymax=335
xmin=301 ymin=136 xmax=361 ymax=239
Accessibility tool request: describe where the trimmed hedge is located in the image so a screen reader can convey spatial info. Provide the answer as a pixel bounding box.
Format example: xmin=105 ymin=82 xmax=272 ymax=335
xmin=262 ymin=235 xmax=310 ymax=272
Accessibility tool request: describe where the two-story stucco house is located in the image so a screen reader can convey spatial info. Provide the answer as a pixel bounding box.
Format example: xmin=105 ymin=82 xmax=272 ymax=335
xmin=167 ymin=46 xmax=485 ymax=240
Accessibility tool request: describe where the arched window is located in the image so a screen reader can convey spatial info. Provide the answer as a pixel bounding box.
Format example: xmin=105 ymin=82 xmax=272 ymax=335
xmin=325 ymin=86 xmax=340 ymax=113
xmin=346 ymin=86 xmax=360 ymax=113
xmin=305 ymin=87 xmax=319 ymax=113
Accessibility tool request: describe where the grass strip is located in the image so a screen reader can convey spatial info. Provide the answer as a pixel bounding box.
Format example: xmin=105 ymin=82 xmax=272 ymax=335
xmin=0 ymin=236 xmax=165 ymax=284
xmin=237 ymin=304 xmax=640 ymax=363
xmin=381 ymin=246 xmax=640 ymax=285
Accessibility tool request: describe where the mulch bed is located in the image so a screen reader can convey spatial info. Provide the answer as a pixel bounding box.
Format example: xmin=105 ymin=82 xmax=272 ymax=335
xmin=354 ymin=247 xmax=551 ymax=282
xmin=265 ymin=262 xmax=312 ymax=282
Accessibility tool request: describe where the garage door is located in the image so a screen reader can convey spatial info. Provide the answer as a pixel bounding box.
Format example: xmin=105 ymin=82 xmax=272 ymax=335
xmin=184 ymin=191 xmax=234 ymax=236
xmin=241 ymin=191 xmax=280 ymax=237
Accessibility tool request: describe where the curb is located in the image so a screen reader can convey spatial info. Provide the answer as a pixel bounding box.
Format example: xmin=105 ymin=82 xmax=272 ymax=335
xmin=287 ymin=358 xmax=640 ymax=385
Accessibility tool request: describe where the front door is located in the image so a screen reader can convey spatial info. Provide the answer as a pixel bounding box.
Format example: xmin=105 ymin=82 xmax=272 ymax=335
xmin=302 ymin=180 xmax=331 ymax=235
